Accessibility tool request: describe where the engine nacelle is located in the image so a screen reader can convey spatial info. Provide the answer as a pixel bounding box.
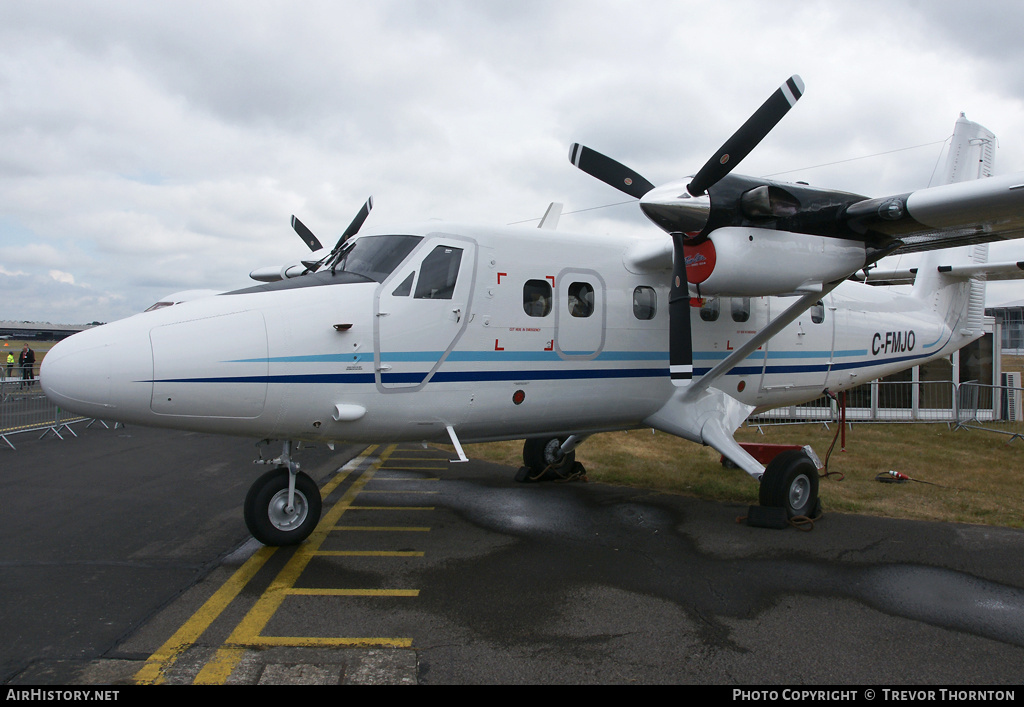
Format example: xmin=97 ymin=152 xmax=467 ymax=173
xmin=684 ymin=227 xmax=866 ymax=297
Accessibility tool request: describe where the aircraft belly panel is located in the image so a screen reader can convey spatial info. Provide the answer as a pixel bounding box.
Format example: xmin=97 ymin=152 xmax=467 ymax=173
xmin=150 ymin=311 xmax=269 ymax=418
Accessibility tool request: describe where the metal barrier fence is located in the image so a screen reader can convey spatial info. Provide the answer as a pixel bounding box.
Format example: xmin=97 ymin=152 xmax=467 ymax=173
xmin=750 ymin=381 xmax=959 ymax=425
xmin=956 ymin=382 xmax=1024 ymax=442
xmin=748 ymin=380 xmax=1024 ymax=442
xmin=0 ymin=373 xmax=88 ymax=450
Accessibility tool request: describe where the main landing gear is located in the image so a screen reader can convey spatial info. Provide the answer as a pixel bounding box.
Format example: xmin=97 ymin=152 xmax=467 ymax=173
xmin=516 ymin=435 xmax=587 ymax=482
xmin=244 ymin=441 xmax=322 ymax=546
xmin=758 ymin=449 xmax=820 ymax=519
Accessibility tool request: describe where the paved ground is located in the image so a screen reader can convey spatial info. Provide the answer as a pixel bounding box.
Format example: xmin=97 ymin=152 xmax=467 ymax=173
xmin=3 ymin=423 xmax=1024 ymax=685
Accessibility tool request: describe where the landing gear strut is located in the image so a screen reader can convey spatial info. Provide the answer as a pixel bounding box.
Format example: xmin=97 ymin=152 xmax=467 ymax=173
xmin=759 ymin=449 xmax=819 ymax=518
xmin=244 ymin=441 xmax=322 ymax=545
xmin=516 ymin=435 xmax=586 ymax=482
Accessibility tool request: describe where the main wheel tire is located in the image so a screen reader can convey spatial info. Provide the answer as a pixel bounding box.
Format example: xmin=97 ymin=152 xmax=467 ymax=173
xmin=244 ymin=468 xmax=322 ymax=546
xmin=759 ymin=450 xmax=819 ymax=518
xmin=521 ymin=437 xmax=575 ymax=481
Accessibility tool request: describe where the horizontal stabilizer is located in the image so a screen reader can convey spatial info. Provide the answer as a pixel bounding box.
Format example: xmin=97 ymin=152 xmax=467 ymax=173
xmin=855 ymin=259 xmax=1024 ymax=286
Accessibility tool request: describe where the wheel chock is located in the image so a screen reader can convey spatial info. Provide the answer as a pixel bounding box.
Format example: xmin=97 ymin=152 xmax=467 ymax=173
xmin=745 ymin=505 xmax=790 ymax=529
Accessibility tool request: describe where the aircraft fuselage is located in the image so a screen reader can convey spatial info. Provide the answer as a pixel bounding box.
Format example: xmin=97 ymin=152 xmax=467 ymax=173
xmin=40 ymin=222 xmax=971 ymax=447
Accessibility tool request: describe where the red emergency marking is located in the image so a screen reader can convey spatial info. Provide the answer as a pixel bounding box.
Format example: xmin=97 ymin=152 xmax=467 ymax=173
xmin=546 ymin=275 xmax=555 ymax=287
xmin=544 ymin=340 xmax=554 ymax=351
xmin=494 ymin=339 xmax=504 ymax=351
xmin=497 ymin=272 xmax=506 ymax=284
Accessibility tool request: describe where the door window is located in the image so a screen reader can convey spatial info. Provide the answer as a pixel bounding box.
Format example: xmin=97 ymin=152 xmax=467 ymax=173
xmin=568 ymin=281 xmax=595 ymax=317
xmin=414 ymin=246 xmax=463 ymax=300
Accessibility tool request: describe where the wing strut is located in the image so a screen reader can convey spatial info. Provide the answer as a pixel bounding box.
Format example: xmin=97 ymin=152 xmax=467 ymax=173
xmin=645 ymin=279 xmax=845 ymax=481
xmin=685 ymin=281 xmax=844 ymax=401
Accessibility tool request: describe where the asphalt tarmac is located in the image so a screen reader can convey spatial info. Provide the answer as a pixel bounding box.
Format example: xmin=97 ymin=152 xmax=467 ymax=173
xmin=3 ymin=423 xmax=1024 ymax=685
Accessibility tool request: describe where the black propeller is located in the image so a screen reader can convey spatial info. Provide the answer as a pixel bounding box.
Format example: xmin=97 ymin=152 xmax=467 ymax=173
xmin=686 ymin=75 xmax=804 ymax=196
xmin=290 ymin=197 xmax=374 ymax=275
xmin=569 ymin=76 xmax=805 ymax=388
xmin=568 ymin=144 xmax=655 ymax=200
xmin=291 ymin=215 xmax=324 ymax=252
xmin=668 ymin=232 xmax=693 ymax=387
xmin=328 ymin=196 xmax=374 ymax=272
xmin=569 ymin=75 xmax=804 ymax=204
xmin=334 ymin=196 xmax=374 ymax=252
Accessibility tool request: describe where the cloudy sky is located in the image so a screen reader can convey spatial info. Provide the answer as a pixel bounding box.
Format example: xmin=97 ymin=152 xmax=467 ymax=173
xmin=3 ymin=0 xmax=1024 ymax=324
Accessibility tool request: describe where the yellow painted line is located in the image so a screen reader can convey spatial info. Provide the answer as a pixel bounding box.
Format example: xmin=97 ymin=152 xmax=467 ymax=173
xmin=223 ymin=459 xmax=385 ymax=638
xmin=195 ymin=444 xmax=421 ymax=683
xmin=192 ymin=647 xmax=246 ymax=686
xmin=139 ymin=446 xmax=378 ymax=685
xmin=133 ymin=545 xmax=277 ymax=685
xmin=372 ymin=476 xmax=441 ymax=481
xmin=384 ymin=456 xmax=447 ymax=460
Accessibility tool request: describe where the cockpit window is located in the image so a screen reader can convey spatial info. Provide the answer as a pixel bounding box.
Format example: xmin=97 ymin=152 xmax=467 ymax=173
xmin=333 ymin=235 xmax=423 ymax=283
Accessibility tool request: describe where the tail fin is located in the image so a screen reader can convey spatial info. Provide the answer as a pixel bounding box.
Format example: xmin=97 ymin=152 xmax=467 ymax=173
xmin=912 ymin=115 xmax=996 ymax=343
xmin=912 ymin=242 xmax=988 ymax=350
xmin=935 ymin=113 xmax=996 ymax=185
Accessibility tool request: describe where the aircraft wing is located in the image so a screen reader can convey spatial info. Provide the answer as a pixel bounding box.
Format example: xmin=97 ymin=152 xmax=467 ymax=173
xmin=843 ymin=173 xmax=1024 ymax=254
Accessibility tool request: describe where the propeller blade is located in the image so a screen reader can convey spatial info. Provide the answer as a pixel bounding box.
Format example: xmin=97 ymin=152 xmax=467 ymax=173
xmin=328 ymin=196 xmax=374 ymax=272
xmin=569 ymin=144 xmax=656 ymax=200
xmin=669 ymin=233 xmax=693 ymax=386
xmin=687 ymin=75 xmax=804 ymax=197
xmin=338 ymin=196 xmax=374 ymax=246
xmin=291 ymin=216 xmax=323 ymax=252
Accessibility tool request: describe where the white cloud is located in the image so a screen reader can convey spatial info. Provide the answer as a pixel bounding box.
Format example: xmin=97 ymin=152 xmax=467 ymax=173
xmin=48 ymin=270 xmax=74 ymax=285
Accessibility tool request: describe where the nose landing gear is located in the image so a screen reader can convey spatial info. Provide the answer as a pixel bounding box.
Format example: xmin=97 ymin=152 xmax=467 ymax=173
xmin=244 ymin=441 xmax=322 ymax=546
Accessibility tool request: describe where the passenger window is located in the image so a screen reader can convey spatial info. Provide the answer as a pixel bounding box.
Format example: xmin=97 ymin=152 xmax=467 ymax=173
xmin=414 ymin=246 xmax=462 ymax=300
xmin=811 ymin=301 xmax=825 ymax=324
xmin=568 ymin=282 xmax=595 ymax=318
xmin=523 ymin=279 xmax=552 ymax=317
xmin=633 ymin=286 xmax=656 ymax=320
xmin=731 ymin=297 xmax=750 ymax=323
xmin=392 ymin=272 xmax=414 ymax=297
xmin=700 ymin=298 xmax=720 ymax=322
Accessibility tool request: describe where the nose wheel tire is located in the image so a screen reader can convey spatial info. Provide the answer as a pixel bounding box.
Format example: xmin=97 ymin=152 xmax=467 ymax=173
xmin=759 ymin=449 xmax=819 ymax=518
xmin=244 ymin=468 xmax=322 ymax=546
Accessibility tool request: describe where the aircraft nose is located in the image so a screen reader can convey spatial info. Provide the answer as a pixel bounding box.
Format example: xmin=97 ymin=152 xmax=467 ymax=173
xmin=41 ymin=333 xmax=116 ymax=414
xmin=41 ymin=325 xmax=152 ymax=420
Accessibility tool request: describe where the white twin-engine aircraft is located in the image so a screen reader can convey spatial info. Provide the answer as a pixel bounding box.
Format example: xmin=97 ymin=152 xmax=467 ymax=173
xmin=41 ymin=76 xmax=1024 ymax=545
